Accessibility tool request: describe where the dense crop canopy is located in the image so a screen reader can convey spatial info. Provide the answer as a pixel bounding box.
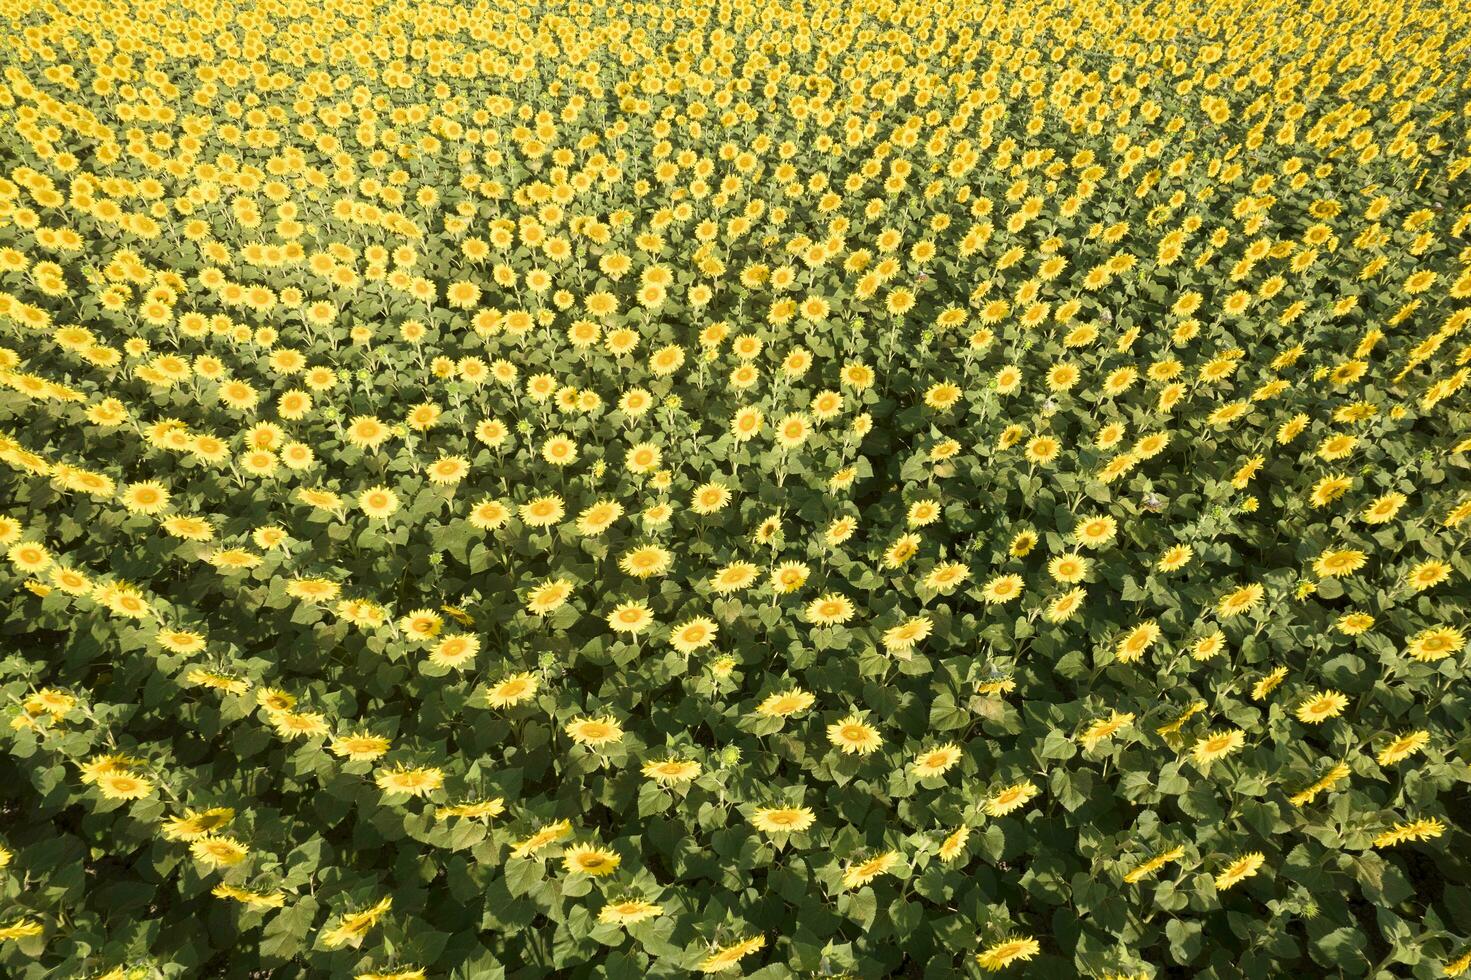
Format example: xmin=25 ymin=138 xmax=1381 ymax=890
xmin=0 ymin=0 xmax=1470 ymax=976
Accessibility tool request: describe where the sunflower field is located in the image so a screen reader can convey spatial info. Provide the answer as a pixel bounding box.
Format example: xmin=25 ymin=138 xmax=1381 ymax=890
xmin=1 ymin=0 xmax=1470 ymax=976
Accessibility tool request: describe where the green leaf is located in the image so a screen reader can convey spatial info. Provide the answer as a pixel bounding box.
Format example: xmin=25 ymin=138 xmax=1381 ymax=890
xmin=1166 ymin=918 xmax=1202 ymax=964
xmin=261 ymin=897 xmax=319 ymax=964
xmin=928 ymin=692 xmax=971 ymax=731
xmin=504 ymin=857 xmax=543 ymax=898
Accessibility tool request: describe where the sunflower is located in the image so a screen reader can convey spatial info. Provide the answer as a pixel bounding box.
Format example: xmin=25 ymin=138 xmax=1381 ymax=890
xmin=827 ymin=715 xmax=882 ymax=755
xmin=1079 ymin=711 xmax=1135 ymax=751
xmin=162 ymin=515 xmax=215 ymax=540
xmin=1295 ymin=690 xmax=1349 ymax=724
xmin=213 ymin=884 xmax=287 ymax=909
xmin=1317 ymin=433 xmax=1358 ymax=460
xmin=510 ymin=819 xmax=574 ymax=859
xmin=756 ymin=689 xmax=815 ymax=718
xmin=976 ymin=937 xmax=1041 ymax=972
xmin=924 ymin=382 xmax=961 ymax=410
xmin=1045 ymin=588 xmax=1086 ymax=622
xmin=1373 ymin=818 xmax=1446 ymax=848
xmin=297 ymin=487 xmax=344 ymax=512
xmin=274 ymin=710 xmax=330 ymax=739
xmin=774 ymin=413 xmax=810 ymax=449
xmin=1213 ymin=852 xmax=1265 ymax=891
xmin=1445 ymin=948 xmax=1471 ymax=979
xmin=1135 ymin=430 xmax=1171 ymax=458
xmin=1123 ymin=846 xmax=1186 ymax=884
xmin=563 ymin=845 xmax=621 ymax=877
xmin=624 ymin=445 xmax=664 ymax=479
xmin=429 ymin=633 xmax=480 ymax=670
xmin=101 ymin=584 xmax=151 ymax=619
xmin=1313 ymin=548 xmax=1367 ymax=578
xmin=806 ymin=593 xmax=856 ymax=625
xmin=374 ymin=766 xmax=445 ymax=798
xmin=1407 ymin=560 xmax=1451 ymax=591
xmin=598 ymin=899 xmax=664 ymax=926
xmin=981 ymin=574 xmax=1024 ymax=604
xmin=541 ymin=435 xmax=579 ymax=466
xmin=358 ymin=486 xmax=400 ymax=520
xmin=936 ymin=825 xmax=972 ymax=863
xmin=881 ymin=616 xmax=933 ymax=657
xmin=642 ymin=758 xmax=702 ymax=785
xmin=1073 ymin=514 xmax=1117 ymax=548
xmin=925 ymin=561 xmax=970 ymax=592
xmin=619 ymin=545 xmax=671 ymax=579
xmin=1149 ymin=543 xmax=1192 ymax=573
xmin=426 ymin=455 xmax=470 ymax=485
xmin=1115 ymin=621 xmax=1161 ymax=663
xmin=432 ymin=797 xmax=505 ymax=822
xmin=906 ymin=499 xmax=942 ymax=527
xmin=345 ymin=415 xmax=392 ymax=451
xmin=1406 ymin=626 xmax=1464 ymax=662
xmin=1251 ymin=666 xmax=1289 ymax=701
xmin=1192 ymin=729 xmax=1245 ymax=765
xmin=842 ymin=850 xmax=899 ymax=889
xmin=475 ymin=418 xmax=509 ymax=447
xmin=771 ymin=561 xmax=811 ymax=593
xmin=912 ymin=743 xmax=962 ymax=778
xmin=710 ymin=561 xmax=759 ymax=594
xmin=697 ymin=935 xmax=766 ymax=973
xmin=157 ymin=629 xmax=206 ymax=655
xmin=1289 ymin=762 xmax=1352 ymax=807
xmin=486 ymin=673 xmax=539 ymax=708
xmin=519 ymin=495 xmax=565 ymax=528
xmin=330 ymin=732 xmax=393 ymax=762
xmin=23 ymin=688 xmax=76 ymax=717
xmin=1230 ymin=455 xmax=1264 ymax=488
xmin=1217 ymin=583 xmax=1265 ymax=617
xmin=355 ymin=968 xmax=425 ymax=980
xmin=0 ymin=920 xmax=43 ymax=942
xmin=690 ymin=482 xmax=732 ymax=514
xmin=1361 ymin=492 xmax=1407 ymax=524
xmin=1192 ymin=632 xmax=1226 ymax=661
xmin=1047 ymin=552 xmax=1089 ymax=583
xmin=398 ymin=609 xmax=443 ymax=643
xmin=605 ymin=600 xmax=654 ymax=636
xmin=322 ymin=897 xmax=393 ymax=949
xmin=96 ymin=771 xmax=155 ymax=800
xmin=994 ymin=365 xmax=1022 ymax=394
xmin=526 ymin=578 xmax=573 ymax=615
xmin=286 ymin=577 xmax=338 ymax=603
xmin=882 ymin=533 xmax=919 ymax=566
xmin=1309 ymin=474 xmax=1353 ymax=507
xmin=79 ymin=753 xmax=139 ymax=785
xmin=806 ymin=515 xmax=847 ymax=552
xmin=669 ymin=617 xmax=718 ymax=653
xmin=565 ymin=716 xmax=624 ymax=747
xmin=750 ymin=806 xmax=816 ymax=834
xmin=162 ymin=807 xmax=235 ymax=840
xmin=121 ymin=480 xmax=170 ymax=514
xmin=1329 ymin=611 xmax=1374 ymax=637
xmin=984 ymin=780 xmax=1040 ymax=817
xmin=405 ymin=402 xmax=441 ymax=431
xmin=190 ymin=835 xmax=250 ymax=869
xmin=257 ymin=688 xmax=297 ymax=716
xmin=1377 ymin=730 xmax=1430 ymax=766
xmin=811 ymin=388 xmax=847 ymax=417
xmin=186 ymin=669 xmax=250 ymax=695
